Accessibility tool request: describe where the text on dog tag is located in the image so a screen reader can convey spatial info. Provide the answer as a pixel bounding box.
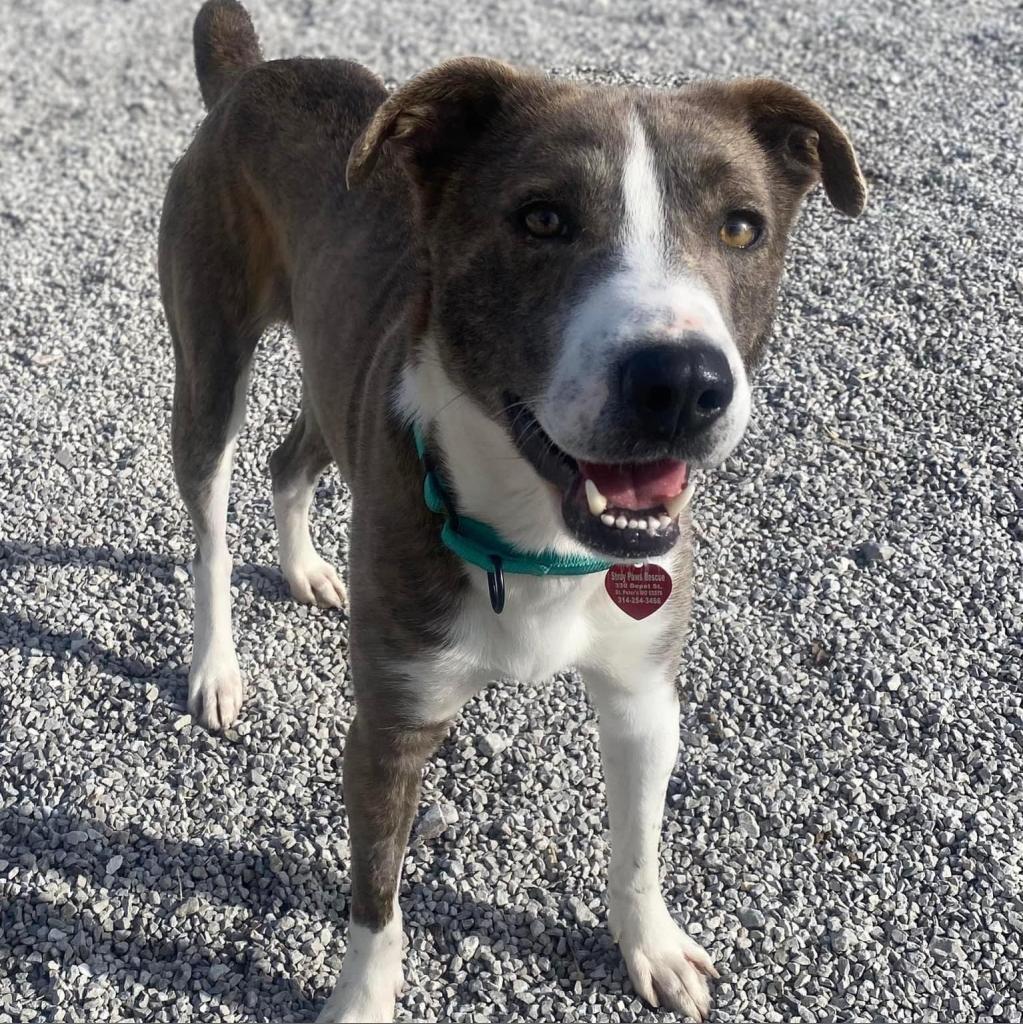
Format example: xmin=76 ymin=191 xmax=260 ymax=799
xmin=604 ymin=563 xmax=672 ymax=620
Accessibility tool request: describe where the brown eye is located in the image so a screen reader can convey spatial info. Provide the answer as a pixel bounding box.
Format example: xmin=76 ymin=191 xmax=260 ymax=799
xmin=719 ymin=213 xmax=761 ymax=249
xmin=522 ymin=204 xmax=567 ymax=239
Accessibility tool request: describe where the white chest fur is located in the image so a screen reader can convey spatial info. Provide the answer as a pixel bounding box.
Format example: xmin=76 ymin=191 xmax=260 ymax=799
xmin=400 ymin=565 xmax=678 ymax=723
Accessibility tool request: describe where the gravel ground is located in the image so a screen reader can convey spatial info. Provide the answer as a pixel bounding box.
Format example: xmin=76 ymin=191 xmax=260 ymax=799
xmin=2 ymin=0 xmax=1021 ymax=1021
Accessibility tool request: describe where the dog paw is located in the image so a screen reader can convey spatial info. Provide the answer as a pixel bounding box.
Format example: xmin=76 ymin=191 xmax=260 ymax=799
xmin=283 ymin=556 xmax=347 ymax=609
xmin=188 ymin=649 xmax=244 ymax=731
xmin=609 ymin=896 xmax=717 ymax=1021
xmin=316 ymin=985 xmax=398 ymax=1024
xmin=317 ymin=920 xmax=403 ymax=1023
xmin=316 ymin=959 xmax=402 ymax=1023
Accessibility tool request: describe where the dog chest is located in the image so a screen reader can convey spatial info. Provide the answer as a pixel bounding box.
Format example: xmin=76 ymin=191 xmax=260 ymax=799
xmin=398 ymin=566 xmax=679 ymax=723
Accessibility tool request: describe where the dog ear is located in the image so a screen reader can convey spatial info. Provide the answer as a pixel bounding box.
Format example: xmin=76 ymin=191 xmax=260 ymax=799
xmin=347 ymin=57 xmax=521 ymax=190
xmin=713 ymin=78 xmax=867 ymax=217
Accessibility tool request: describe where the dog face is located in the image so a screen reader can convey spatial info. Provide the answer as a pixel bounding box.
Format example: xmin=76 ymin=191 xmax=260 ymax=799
xmin=351 ymin=61 xmax=865 ymax=559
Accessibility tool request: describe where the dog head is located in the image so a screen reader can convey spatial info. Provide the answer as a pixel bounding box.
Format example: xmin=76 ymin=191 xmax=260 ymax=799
xmin=350 ymin=60 xmax=865 ymax=559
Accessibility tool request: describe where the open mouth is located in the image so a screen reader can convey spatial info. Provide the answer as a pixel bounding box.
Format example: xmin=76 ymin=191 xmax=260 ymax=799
xmin=506 ymin=397 xmax=694 ymax=559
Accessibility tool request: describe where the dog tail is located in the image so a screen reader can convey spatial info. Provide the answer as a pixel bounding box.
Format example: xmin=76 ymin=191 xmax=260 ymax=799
xmin=193 ymin=0 xmax=263 ymax=110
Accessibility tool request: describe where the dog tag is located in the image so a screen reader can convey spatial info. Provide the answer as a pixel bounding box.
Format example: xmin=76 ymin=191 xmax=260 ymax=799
xmin=604 ymin=563 xmax=672 ymax=620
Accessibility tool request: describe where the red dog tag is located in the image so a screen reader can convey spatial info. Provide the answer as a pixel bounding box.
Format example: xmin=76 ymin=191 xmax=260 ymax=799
xmin=604 ymin=563 xmax=673 ymax=620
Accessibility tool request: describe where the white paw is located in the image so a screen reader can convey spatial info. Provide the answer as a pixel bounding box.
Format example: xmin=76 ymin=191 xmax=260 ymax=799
xmin=283 ymin=556 xmax=347 ymax=609
xmin=609 ymin=896 xmax=718 ymax=1021
xmin=317 ymin=920 xmax=403 ymax=1023
xmin=188 ymin=648 xmax=244 ymax=731
xmin=316 ymin=978 xmax=400 ymax=1024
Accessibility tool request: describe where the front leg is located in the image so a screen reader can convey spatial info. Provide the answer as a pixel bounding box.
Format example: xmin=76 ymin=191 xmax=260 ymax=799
xmin=585 ymin=672 xmax=718 ymax=1021
xmin=318 ymin=711 xmax=450 ymax=1023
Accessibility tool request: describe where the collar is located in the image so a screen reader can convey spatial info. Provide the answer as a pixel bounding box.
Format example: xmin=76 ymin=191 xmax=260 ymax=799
xmin=412 ymin=423 xmax=613 ymax=613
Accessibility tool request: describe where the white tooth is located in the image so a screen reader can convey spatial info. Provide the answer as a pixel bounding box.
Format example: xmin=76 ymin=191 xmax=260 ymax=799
xmin=664 ymin=481 xmax=696 ymax=518
xmin=627 ymin=519 xmax=639 ymax=529
xmin=635 ymin=518 xmax=647 ymax=530
xmin=647 ymin=522 xmax=659 ymax=536
xmin=601 ymin=513 xmax=615 ymax=527
xmin=584 ymin=478 xmax=608 ymax=516
xmin=658 ymin=514 xmax=672 ymax=529
xmin=615 ymin=515 xmax=628 ymax=529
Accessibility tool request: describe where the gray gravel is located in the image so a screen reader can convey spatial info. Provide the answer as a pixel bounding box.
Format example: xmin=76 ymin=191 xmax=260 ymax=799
xmin=2 ymin=0 xmax=1021 ymax=1021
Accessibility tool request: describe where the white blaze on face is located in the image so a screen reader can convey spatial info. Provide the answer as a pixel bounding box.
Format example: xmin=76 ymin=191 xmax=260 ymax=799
xmin=538 ymin=111 xmax=751 ymax=464
xmin=622 ymin=114 xmax=667 ymax=276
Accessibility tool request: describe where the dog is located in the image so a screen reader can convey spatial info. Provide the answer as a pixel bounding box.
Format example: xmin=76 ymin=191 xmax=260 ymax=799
xmin=159 ymin=2 xmax=865 ymax=1019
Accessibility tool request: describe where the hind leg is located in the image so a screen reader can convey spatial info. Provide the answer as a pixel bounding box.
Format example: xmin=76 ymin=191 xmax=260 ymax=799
xmin=172 ymin=334 xmax=254 ymax=731
xmin=270 ymin=403 xmax=347 ymax=609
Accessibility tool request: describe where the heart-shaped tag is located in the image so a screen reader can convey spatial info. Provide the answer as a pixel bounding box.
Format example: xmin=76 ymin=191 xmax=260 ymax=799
xmin=604 ymin=563 xmax=673 ymax=620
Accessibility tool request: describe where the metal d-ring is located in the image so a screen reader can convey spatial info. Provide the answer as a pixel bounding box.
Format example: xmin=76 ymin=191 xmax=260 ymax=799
xmin=487 ymin=556 xmax=505 ymax=614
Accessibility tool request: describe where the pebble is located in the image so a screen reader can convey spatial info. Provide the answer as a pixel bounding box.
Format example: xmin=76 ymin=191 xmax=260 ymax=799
xmin=479 ymin=733 xmax=508 ymax=757
xmin=175 ymin=897 xmax=202 ymax=919
xmin=738 ymin=907 xmax=767 ymax=930
xmin=414 ymin=801 xmax=458 ymax=842
xmin=567 ymin=898 xmax=599 ymax=928
xmin=736 ymin=810 xmax=761 ymax=839
xmin=856 ymin=541 xmax=897 ymax=565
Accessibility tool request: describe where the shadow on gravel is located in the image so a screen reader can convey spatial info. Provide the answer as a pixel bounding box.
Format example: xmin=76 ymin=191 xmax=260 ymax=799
xmin=0 ymin=608 xmax=192 ymax=724
xmin=0 ymin=803 xmax=629 ymax=1020
xmin=0 ymin=540 xmax=179 ymax=575
xmin=0 ymin=608 xmax=182 ymax=679
xmin=0 ymin=539 xmax=330 ymax=707
xmin=0 ymin=805 xmax=337 ymax=1019
xmin=0 ymin=539 xmax=302 ymax=603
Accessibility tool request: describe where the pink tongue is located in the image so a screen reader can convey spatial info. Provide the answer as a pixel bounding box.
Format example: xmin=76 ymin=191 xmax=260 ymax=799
xmin=578 ymin=459 xmax=689 ymax=511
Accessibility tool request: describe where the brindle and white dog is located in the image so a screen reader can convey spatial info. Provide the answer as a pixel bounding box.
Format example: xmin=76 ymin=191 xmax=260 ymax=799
xmin=159 ymin=2 xmax=865 ymax=1019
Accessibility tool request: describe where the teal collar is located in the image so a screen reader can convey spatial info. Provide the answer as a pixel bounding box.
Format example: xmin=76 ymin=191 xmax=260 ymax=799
xmin=412 ymin=424 xmax=613 ymax=612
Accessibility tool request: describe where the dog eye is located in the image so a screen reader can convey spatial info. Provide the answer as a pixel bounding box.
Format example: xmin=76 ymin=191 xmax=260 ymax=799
xmin=520 ymin=203 xmax=570 ymax=240
xmin=719 ymin=213 xmax=762 ymax=250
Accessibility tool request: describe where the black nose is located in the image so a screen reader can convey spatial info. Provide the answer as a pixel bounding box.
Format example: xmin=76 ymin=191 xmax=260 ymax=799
xmin=619 ymin=339 xmax=734 ymax=440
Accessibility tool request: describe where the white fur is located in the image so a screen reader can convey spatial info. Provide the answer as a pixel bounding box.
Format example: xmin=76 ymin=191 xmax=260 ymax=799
xmin=274 ymin=478 xmax=347 ymax=608
xmin=187 ymin=369 xmax=249 ymax=730
xmin=318 ymin=913 xmax=404 ymax=1024
xmin=622 ymin=114 xmax=667 ymax=274
xmin=539 ymin=112 xmax=751 ymax=468
xmin=587 ymin=675 xmax=717 ymax=1017
xmin=389 ymin=561 xmax=678 ymax=723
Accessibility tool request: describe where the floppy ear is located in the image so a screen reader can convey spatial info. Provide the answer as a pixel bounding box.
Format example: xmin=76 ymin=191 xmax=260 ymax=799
xmin=347 ymin=57 xmax=521 ymax=190
xmin=719 ymin=78 xmax=867 ymax=216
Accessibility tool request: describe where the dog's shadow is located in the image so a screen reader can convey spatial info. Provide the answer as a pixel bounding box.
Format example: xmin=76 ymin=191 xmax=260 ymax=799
xmin=0 ymin=538 xmax=302 ymax=603
xmin=0 ymin=805 xmax=337 ymax=1020
xmin=0 ymin=804 xmax=633 ymax=1022
xmin=0 ymin=539 xmax=334 ymax=712
xmin=413 ymin=886 xmax=624 ymax=1013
